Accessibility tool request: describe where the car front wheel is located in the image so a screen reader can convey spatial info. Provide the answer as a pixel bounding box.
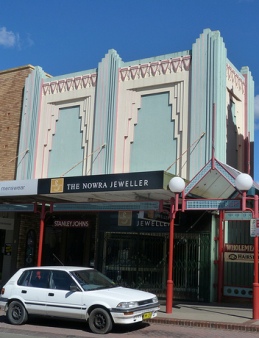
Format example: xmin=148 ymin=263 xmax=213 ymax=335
xmin=7 ymin=300 xmax=28 ymax=325
xmin=89 ymin=307 xmax=113 ymax=334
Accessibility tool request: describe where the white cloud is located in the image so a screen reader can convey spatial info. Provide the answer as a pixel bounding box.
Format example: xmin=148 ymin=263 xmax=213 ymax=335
xmin=0 ymin=27 xmax=18 ymax=47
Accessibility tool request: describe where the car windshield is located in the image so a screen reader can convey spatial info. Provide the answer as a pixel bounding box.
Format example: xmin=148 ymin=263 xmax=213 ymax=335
xmin=70 ymin=269 xmax=117 ymax=291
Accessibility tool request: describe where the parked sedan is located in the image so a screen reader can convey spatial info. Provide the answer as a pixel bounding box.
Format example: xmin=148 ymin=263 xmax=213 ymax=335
xmin=0 ymin=266 xmax=159 ymax=334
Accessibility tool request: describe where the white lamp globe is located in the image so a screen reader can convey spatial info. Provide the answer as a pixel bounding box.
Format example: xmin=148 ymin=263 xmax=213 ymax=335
xmin=169 ymin=176 xmax=185 ymax=193
xmin=235 ymin=173 xmax=253 ymax=191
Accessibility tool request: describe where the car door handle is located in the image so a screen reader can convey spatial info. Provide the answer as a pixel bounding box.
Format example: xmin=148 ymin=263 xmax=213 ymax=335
xmin=21 ymin=290 xmax=27 ymax=294
xmin=48 ymin=293 xmax=54 ymax=296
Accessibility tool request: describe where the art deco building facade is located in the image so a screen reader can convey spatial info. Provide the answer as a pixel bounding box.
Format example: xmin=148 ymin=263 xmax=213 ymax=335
xmin=0 ymin=29 xmax=255 ymax=302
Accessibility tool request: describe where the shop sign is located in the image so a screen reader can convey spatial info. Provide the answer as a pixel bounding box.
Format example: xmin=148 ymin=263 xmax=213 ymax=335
xmin=53 ymin=220 xmax=90 ymax=227
xmin=0 ymin=179 xmax=38 ymax=196
xmin=4 ymin=243 xmax=12 ymax=256
xmin=137 ymin=218 xmax=169 ymax=229
xmin=118 ymin=211 xmax=132 ymax=226
xmin=225 ymin=212 xmax=252 ymax=221
xmin=38 ymin=171 xmax=165 ymax=194
xmin=225 ymin=244 xmax=253 ymax=252
xmin=250 ymin=218 xmax=259 ymax=237
xmin=224 ymin=252 xmax=255 ymax=263
xmin=224 ymin=243 xmax=255 ymax=263
xmin=186 ymin=199 xmax=241 ymax=210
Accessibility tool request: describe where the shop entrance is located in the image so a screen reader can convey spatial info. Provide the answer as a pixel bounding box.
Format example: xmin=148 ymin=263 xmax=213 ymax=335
xmin=100 ymin=231 xmax=211 ymax=301
xmin=43 ymin=225 xmax=95 ymax=267
xmin=101 ymin=232 xmax=167 ymax=295
xmin=174 ymin=232 xmax=211 ymax=302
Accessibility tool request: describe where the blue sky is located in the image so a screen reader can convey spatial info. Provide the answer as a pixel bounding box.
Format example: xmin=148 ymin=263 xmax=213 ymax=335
xmin=1 ymin=0 xmax=259 ymax=179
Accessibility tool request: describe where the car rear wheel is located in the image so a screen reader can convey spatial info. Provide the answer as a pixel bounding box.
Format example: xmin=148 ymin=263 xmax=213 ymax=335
xmin=7 ymin=300 xmax=28 ymax=325
xmin=89 ymin=307 xmax=113 ymax=334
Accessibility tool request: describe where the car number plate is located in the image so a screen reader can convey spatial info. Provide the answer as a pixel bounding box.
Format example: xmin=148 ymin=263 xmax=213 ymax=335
xmin=142 ymin=312 xmax=152 ymax=320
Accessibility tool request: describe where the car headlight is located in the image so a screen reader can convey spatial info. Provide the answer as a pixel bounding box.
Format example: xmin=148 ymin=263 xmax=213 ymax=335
xmin=152 ymin=296 xmax=158 ymax=303
xmin=116 ymin=301 xmax=139 ymax=309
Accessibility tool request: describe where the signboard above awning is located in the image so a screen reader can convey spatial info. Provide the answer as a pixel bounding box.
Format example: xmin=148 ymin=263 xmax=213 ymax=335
xmin=0 ymin=170 xmax=175 ymax=205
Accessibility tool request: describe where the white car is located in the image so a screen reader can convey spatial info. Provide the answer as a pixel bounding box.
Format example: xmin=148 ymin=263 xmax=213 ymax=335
xmin=0 ymin=266 xmax=159 ymax=334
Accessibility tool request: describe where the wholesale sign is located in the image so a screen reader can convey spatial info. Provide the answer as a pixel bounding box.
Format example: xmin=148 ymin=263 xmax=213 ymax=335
xmin=224 ymin=243 xmax=255 ymax=263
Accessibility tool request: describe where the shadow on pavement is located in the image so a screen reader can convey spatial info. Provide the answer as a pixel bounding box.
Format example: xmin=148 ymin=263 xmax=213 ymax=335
xmin=1 ymin=313 xmax=150 ymax=335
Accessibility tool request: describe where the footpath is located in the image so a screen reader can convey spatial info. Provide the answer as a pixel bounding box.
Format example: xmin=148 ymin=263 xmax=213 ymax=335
xmin=1 ymin=301 xmax=259 ymax=334
xmin=148 ymin=300 xmax=259 ymax=333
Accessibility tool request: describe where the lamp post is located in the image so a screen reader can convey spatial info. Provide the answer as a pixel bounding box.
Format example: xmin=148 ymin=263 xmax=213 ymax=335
xmin=166 ymin=176 xmax=185 ymax=313
xmin=235 ymin=173 xmax=259 ymax=319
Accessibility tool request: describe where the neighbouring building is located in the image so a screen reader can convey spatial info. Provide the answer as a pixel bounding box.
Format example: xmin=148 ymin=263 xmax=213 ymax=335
xmin=0 ymin=65 xmax=50 ymax=284
xmin=0 ymin=29 xmax=255 ymax=303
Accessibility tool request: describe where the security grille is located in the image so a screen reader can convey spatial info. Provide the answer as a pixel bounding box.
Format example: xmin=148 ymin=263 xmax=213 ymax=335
xmin=174 ymin=232 xmax=211 ymax=301
xmin=102 ymin=232 xmax=167 ymax=295
xmin=101 ymin=231 xmax=211 ymax=301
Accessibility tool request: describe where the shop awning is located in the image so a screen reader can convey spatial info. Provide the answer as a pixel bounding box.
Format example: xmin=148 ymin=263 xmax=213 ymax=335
xmin=0 ymin=170 xmax=176 ymax=207
xmin=184 ymin=158 xmax=259 ymax=199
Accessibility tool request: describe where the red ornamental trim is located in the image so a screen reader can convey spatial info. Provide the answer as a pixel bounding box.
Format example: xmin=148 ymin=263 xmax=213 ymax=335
xmin=82 ymin=75 xmax=90 ymax=87
xmin=42 ymin=83 xmax=50 ymax=95
xmin=90 ymin=74 xmax=97 ymax=86
xmin=66 ymin=78 xmax=73 ymax=91
xmin=119 ymin=56 xmax=191 ymax=81
xmin=130 ymin=66 xmax=139 ymax=79
xmin=150 ymin=62 xmax=159 ymax=76
xmin=120 ymin=68 xmax=128 ymax=81
xmin=74 ymin=76 xmax=82 ymax=89
xmin=182 ymin=56 xmax=191 ymax=70
xmin=50 ymin=82 xmax=58 ymax=94
xmin=140 ymin=64 xmax=149 ymax=77
xmin=161 ymin=60 xmax=170 ymax=74
xmin=172 ymin=58 xmax=181 ymax=72
xmin=58 ymin=80 xmax=66 ymax=92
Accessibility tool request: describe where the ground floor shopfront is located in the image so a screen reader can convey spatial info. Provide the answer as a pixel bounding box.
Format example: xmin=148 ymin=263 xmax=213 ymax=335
xmin=8 ymin=208 xmax=214 ymax=302
xmin=0 ymin=168 xmax=257 ymax=304
xmin=0 ymin=205 xmax=256 ymax=304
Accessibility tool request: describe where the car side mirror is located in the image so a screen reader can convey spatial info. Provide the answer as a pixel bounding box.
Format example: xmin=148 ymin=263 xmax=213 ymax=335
xmin=70 ymin=285 xmax=80 ymax=292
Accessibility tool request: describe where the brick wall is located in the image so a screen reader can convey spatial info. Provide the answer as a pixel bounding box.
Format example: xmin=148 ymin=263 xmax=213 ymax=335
xmin=0 ymin=65 xmax=34 ymax=181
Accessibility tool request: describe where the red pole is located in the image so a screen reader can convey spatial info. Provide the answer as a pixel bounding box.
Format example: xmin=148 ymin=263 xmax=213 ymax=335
xmin=166 ymin=197 xmax=175 ymax=313
xmin=253 ymin=195 xmax=259 ymax=319
xmin=217 ymin=210 xmax=224 ymax=302
xmin=37 ymin=203 xmax=46 ymax=267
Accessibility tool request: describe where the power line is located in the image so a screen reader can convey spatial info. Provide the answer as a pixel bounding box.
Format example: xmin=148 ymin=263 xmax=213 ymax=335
xmin=165 ymin=132 xmax=205 ymax=172
xmin=1 ymin=148 xmax=29 ymax=168
xmin=60 ymin=144 xmax=106 ymax=177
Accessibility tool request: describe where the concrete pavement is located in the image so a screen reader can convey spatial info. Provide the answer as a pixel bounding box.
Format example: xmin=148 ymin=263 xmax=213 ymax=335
xmin=1 ymin=301 xmax=259 ymax=334
xmin=148 ymin=300 xmax=259 ymax=332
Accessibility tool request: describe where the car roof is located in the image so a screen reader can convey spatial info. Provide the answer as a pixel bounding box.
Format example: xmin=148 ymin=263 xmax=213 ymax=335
xmin=19 ymin=266 xmax=94 ymax=272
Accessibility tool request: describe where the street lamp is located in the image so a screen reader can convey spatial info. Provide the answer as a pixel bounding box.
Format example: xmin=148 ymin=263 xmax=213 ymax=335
xmin=235 ymin=173 xmax=259 ymax=319
xmin=166 ymin=176 xmax=185 ymax=313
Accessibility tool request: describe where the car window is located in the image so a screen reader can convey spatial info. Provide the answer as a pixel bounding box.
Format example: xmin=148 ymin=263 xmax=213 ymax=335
xmin=50 ymin=270 xmax=75 ymax=291
xmin=71 ymin=269 xmax=116 ymax=291
xmin=17 ymin=270 xmax=50 ymax=288
xmin=18 ymin=270 xmax=32 ymax=286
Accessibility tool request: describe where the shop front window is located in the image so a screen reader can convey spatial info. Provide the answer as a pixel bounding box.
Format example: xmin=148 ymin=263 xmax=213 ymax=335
xmin=102 ymin=232 xmax=167 ymax=294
